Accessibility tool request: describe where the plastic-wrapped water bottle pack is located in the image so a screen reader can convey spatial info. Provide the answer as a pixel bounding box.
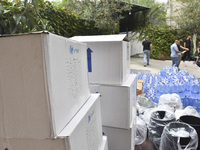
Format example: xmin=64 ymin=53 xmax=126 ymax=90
xmin=131 ymin=66 xmax=200 ymax=113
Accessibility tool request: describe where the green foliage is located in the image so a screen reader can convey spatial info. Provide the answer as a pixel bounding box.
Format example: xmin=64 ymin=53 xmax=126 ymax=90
xmin=0 ymin=0 xmax=112 ymax=36
xmin=147 ymin=3 xmax=167 ymax=26
xmin=130 ymin=1 xmax=167 ymax=31
xmin=175 ymin=0 xmax=200 ymax=35
xmin=0 ymin=0 xmax=39 ymax=34
xmin=39 ymin=1 xmax=106 ymax=36
xmin=62 ymin=0 xmax=131 ymax=34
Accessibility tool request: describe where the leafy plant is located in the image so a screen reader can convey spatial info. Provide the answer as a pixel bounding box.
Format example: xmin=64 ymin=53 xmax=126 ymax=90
xmin=132 ymin=24 xmax=179 ymax=59
xmin=0 ymin=0 xmax=39 ymax=34
xmin=38 ymin=1 xmax=103 ymax=37
xmin=147 ymin=3 xmax=167 ymax=26
xmin=175 ymin=0 xmax=200 ymax=35
xmin=0 ymin=0 xmax=121 ymax=36
xmin=62 ymin=0 xmax=132 ymax=34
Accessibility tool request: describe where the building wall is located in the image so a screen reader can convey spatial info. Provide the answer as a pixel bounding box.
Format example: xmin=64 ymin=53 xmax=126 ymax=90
xmin=166 ymin=0 xmax=184 ymax=28
xmin=128 ymin=32 xmax=143 ymax=56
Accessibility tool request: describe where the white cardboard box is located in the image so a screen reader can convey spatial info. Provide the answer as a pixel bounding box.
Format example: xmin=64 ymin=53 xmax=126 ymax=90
xmin=90 ymin=74 xmax=137 ymax=129
xmin=0 ymin=94 xmax=103 ymax=150
xmin=0 ymin=32 xmax=90 ymax=139
xmin=102 ymin=117 xmax=136 ymax=150
xmin=100 ymin=136 xmax=108 ymax=150
xmin=71 ymin=34 xmax=130 ymax=85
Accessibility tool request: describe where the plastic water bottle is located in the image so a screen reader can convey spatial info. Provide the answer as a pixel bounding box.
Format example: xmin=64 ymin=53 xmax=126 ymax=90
xmin=183 ymin=77 xmax=190 ymax=91
xmin=196 ymin=94 xmax=200 ymax=113
xmin=160 ymin=67 xmax=166 ymax=77
xmin=172 ymin=66 xmax=178 ymax=75
xmin=172 ymin=81 xmax=178 ymax=93
xmin=165 ymin=80 xmax=171 ymax=93
xmin=191 ymin=80 xmax=200 ymax=94
xmin=135 ymin=66 xmax=199 ymax=111
xmin=178 ymin=82 xmax=185 ymax=99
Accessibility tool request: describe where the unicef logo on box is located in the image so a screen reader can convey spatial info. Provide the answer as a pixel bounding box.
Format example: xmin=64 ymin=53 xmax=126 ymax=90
xmin=88 ymin=110 xmax=95 ymax=123
xmin=69 ymin=45 xmax=79 ymax=54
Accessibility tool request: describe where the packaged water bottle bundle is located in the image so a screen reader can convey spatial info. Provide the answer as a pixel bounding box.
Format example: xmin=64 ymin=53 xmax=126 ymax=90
xmin=132 ymin=66 xmax=200 ymax=113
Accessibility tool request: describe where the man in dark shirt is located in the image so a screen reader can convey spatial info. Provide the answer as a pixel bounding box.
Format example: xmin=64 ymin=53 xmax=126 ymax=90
xmin=177 ymin=37 xmax=189 ymax=67
xmin=182 ymin=35 xmax=192 ymax=61
xmin=142 ymin=36 xmax=153 ymax=67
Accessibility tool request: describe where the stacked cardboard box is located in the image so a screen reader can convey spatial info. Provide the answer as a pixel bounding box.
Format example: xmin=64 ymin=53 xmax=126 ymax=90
xmin=137 ymin=80 xmax=144 ymax=96
xmin=71 ymin=35 xmax=137 ymax=150
xmin=0 ymin=32 xmax=107 ymax=150
xmin=0 ymin=94 xmax=103 ymax=150
xmin=90 ymin=74 xmax=137 ymax=129
xmin=71 ymin=34 xmax=130 ymax=85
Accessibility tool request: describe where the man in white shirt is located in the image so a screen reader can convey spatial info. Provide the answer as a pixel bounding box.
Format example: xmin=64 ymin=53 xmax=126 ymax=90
xmin=171 ymin=40 xmax=183 ymax=67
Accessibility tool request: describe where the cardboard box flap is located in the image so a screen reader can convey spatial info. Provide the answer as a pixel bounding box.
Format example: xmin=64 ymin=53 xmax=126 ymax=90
xmin=122 ymin=74 xmax=137 ymax=87
xmin=58 ymin=94 xmax=103 ymax=150
xmin=90 ymin=74 xmax=137 ymax=88
xmin=0 ymin=95 xmax=103 ymax=150
xmin=58 ymin=94 xmax=100 ymax=137
xmin=100 ymin=136 xmax=108 ymax=150
xmin=71 ymin=34 xmax=128 ymax=42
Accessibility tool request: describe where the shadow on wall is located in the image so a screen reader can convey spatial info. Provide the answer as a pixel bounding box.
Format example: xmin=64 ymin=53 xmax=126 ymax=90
xmin=128 ymin=32 xmax=143 ymax=56
xmin=130 ymin=39 xmax=143 ymax=56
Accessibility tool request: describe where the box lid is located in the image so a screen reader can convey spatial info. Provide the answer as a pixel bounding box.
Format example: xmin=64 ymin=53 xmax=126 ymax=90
xmin=71 ymin=34 xmax=128 ymax=42
xmin=58 ymin=94 xmax=101 ymax=137
xmin=0 ymin=31 xmax=49 ymax=38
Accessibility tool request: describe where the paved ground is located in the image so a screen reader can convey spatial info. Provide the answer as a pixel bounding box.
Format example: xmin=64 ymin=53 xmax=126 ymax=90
xmin=130 ymin=56 xmax=200 ymax=79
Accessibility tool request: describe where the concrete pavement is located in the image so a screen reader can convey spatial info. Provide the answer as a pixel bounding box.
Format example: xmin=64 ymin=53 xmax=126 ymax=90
xmin=130 ymin=57 xmax=200 ymax=79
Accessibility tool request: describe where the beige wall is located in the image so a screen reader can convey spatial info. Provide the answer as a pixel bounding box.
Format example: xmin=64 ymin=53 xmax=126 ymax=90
xmin=166 ymin=0 xmax=184 ymax=28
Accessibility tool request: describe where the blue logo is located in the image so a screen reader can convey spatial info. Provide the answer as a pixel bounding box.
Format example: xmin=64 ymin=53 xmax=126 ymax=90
xmin=88 ymin=116 xmax=91 ymax=123
xmin=69 ymin=46 xmax=74 ymax=54
xmin=69 ymin=45 xmax=79 ymax=55
xmin=88 ymin=111 xmax=95 ymax=123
